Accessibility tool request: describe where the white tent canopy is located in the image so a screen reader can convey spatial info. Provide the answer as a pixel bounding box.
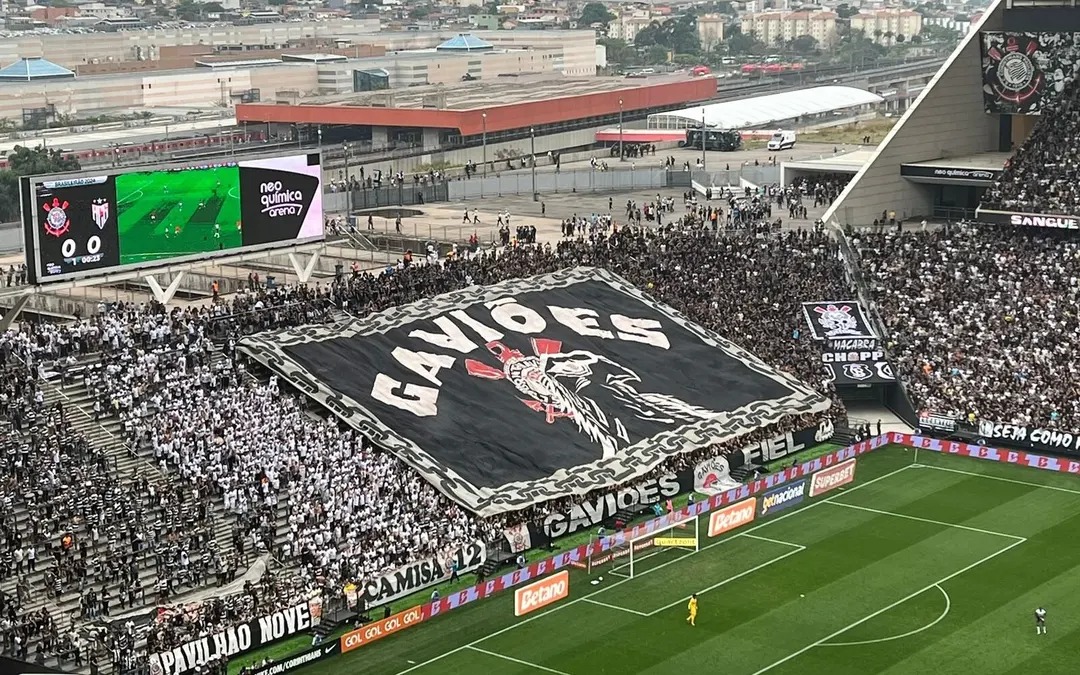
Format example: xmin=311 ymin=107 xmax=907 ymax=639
xmin=648 ymin=85 xmax=884 ymax=130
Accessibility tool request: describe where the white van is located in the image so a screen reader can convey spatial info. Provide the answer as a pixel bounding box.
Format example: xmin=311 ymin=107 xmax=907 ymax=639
xmin=767 ymin=130 xmax=796 ymax=151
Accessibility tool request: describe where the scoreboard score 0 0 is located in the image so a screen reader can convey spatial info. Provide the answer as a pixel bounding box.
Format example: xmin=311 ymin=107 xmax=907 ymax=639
xmin=20 ymin=153 xmax=324 ymax=284
xmin=32 ymin=175 xmax=122 ymax=278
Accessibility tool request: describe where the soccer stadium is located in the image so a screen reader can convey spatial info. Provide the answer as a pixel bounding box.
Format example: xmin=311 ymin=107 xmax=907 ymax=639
xmin=6 ymin=0 xmax=1080 ymax=674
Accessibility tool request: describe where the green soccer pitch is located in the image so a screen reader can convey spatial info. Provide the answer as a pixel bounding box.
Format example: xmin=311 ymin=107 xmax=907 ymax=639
xmin=115 ymin=166 xmax=242 ymax=265
xmin=300 ymin=446 xmax=1080 ymax=675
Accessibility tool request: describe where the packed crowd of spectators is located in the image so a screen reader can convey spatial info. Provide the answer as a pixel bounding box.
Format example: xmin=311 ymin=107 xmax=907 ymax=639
xmin=0 ymin=209 xmax=858 ymax=672
xmin=858 ymin=223 xmax=1080 ymax=427
xmin=982 ymin=77 xmax=1080 ymax=215
xmin=788 ymin=173 xmax=851 ymax=208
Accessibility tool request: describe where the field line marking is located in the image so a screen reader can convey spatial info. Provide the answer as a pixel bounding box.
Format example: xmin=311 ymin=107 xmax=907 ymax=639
xmin=825 ymin=501 xmax=1026 ymax=541
xmin=645 ymin=546 xmax=805 ymax=617
xmin=749 ymin=537 xmax=1027 ymax=675
xmin=917 ymin=463 xmax=1080 ymax=496
xmin=465 ymin=646 xmax=573 ymax=675
xmin=820 ymin=584 xmax=951 ymax=647
xmin=581 ymin=598 xmax=651 ymax=617
xmin=739 ymin=533 xmax=806 ymax=549
xmin=391 ymin=463 xmax=915 ymax=675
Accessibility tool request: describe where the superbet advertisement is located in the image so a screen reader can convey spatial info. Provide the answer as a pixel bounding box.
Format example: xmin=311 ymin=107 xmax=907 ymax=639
xmin=24 ymin=153 xmax=324 ymax=284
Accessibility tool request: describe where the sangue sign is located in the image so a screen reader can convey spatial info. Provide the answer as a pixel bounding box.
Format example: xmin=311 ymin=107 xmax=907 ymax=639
xmin=1009 ymin=214 xmax=1080 ymax=229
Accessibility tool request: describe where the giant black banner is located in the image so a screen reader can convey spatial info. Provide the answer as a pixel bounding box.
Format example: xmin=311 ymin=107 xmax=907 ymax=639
xmin=980 ymin=31 xmax=1080 ymax=115
xmin=977 ymin=420 xmax=1080 ymax=457
xmin=240 ymin=268 xmax=829 ymax=516
xmin=149 ymin=599 xmax=321 ymax=675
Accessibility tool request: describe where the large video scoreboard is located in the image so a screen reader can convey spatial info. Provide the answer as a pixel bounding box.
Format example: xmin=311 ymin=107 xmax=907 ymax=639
xmin=20 ymin=153 xmax=324 ymax=284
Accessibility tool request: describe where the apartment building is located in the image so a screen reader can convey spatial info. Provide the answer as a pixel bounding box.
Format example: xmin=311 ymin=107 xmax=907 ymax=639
xmin=850 ymin=10 xmax=924 ymax=41
xmin=609 ymin=12 xmax=654 ymax=43
xmin=743 ymin=10 xmax=839 ymax=48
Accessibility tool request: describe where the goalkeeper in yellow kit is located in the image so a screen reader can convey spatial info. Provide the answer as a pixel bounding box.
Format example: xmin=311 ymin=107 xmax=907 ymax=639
xmin=686 ymin=594 xmax=698 ymax=626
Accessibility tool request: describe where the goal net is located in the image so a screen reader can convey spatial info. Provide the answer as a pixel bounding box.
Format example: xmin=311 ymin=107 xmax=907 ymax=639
xmin=575 ymin=514 xmax=700 ymax=578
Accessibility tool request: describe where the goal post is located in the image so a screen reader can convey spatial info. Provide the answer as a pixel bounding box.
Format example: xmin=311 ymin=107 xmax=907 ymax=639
xmin=593 ymin=515 xmax=698 ymax=579
xmin=570 ymin=511 xmax=701 ymax=577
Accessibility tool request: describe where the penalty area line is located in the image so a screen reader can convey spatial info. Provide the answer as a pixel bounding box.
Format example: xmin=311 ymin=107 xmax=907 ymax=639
xmin=748 ymin=537 xmax=1027 ymax=675
xmin=581 ymin=597 xmax=650 ymax=616
xmin=825 ymin=501 xmax=1026 ymax=541
xmin=465 ymin=646 xmax=573 ymax=675
xmin=645 ymin=545 xmax=805 ymax=616
xmin=392 ymin=463 xmax=916 ymax=675
xmin=819 ymin=584 xmax=951 ymax=647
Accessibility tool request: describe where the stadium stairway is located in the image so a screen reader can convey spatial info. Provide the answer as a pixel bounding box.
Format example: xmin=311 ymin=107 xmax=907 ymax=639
xmin=729 ymin=464 xmax=755 ymax=482
xmin=34 ymin=371 xmax=299 ymax=675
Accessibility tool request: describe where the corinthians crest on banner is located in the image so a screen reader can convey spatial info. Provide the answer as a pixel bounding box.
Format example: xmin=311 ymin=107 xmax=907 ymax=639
xmin=801 ymin=301 xmax=878 ymax=341
xmin=239 ymin=268 xmax=829 ymax=516
xmin=980 ymin=32 xmax=1078 ymax=115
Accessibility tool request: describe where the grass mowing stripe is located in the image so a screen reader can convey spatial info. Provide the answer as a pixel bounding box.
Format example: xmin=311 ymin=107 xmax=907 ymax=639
xmin=748 ymin=536 xmax=1028 ymax=675
xmin=825 ymin=501 xmax=1026 ymax=541
xmin=916 ymin=463 xmax=1080 ymax=496
xmin=394 ymin=462 xmax=917 ymax=675
xmin=643 ymin=545 xmax=805 ymax=616
xmin=465 ymin=646 xmax=573 ymax=674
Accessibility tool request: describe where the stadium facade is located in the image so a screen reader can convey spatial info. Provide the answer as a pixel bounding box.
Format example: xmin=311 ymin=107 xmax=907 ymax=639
xmin=823 ymin=0 xmax=1080 ymax=226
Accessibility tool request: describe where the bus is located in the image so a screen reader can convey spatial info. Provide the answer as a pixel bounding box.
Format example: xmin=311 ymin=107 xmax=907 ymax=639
xmin=682 ymin=129 xmax=743 ymax=151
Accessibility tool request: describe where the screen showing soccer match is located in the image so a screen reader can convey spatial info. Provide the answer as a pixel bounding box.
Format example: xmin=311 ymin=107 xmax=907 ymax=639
xmin=24 ymin=153 xmax=324 ymax=283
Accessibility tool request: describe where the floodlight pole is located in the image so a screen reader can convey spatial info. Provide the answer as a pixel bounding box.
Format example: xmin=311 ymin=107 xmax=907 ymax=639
xmin=618 ymin=98 xmax=624 ymax=162
xmin=701 ymin=107 xmax=707 ymax=172
xmin=482 ymin=112 xmax=488 ymax=178
xmin=530 ymin=126 xmax=537 ymax=202
xmin=343 ymin=142 xmax=352 ymax=216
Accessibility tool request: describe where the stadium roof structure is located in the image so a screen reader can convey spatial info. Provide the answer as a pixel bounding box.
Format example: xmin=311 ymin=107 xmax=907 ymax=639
xmin=647 ymin=86 xmax=884 ymax=130
xmin=235 ymin=76 xmax=716 ymax=136
xmin=436 ymin=33 xmax=494 ymax=52
xmin=0 ymin=57 xmax=75 ymax=82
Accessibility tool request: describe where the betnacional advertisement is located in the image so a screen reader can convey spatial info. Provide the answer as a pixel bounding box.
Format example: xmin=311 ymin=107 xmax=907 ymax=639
xmin=25 ymin=153 xmax=324 ymax=283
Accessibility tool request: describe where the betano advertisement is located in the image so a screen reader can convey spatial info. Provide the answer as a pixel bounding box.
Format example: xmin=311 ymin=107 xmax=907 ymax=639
xmin=24 ymin=153 xmax=324 ymax=283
